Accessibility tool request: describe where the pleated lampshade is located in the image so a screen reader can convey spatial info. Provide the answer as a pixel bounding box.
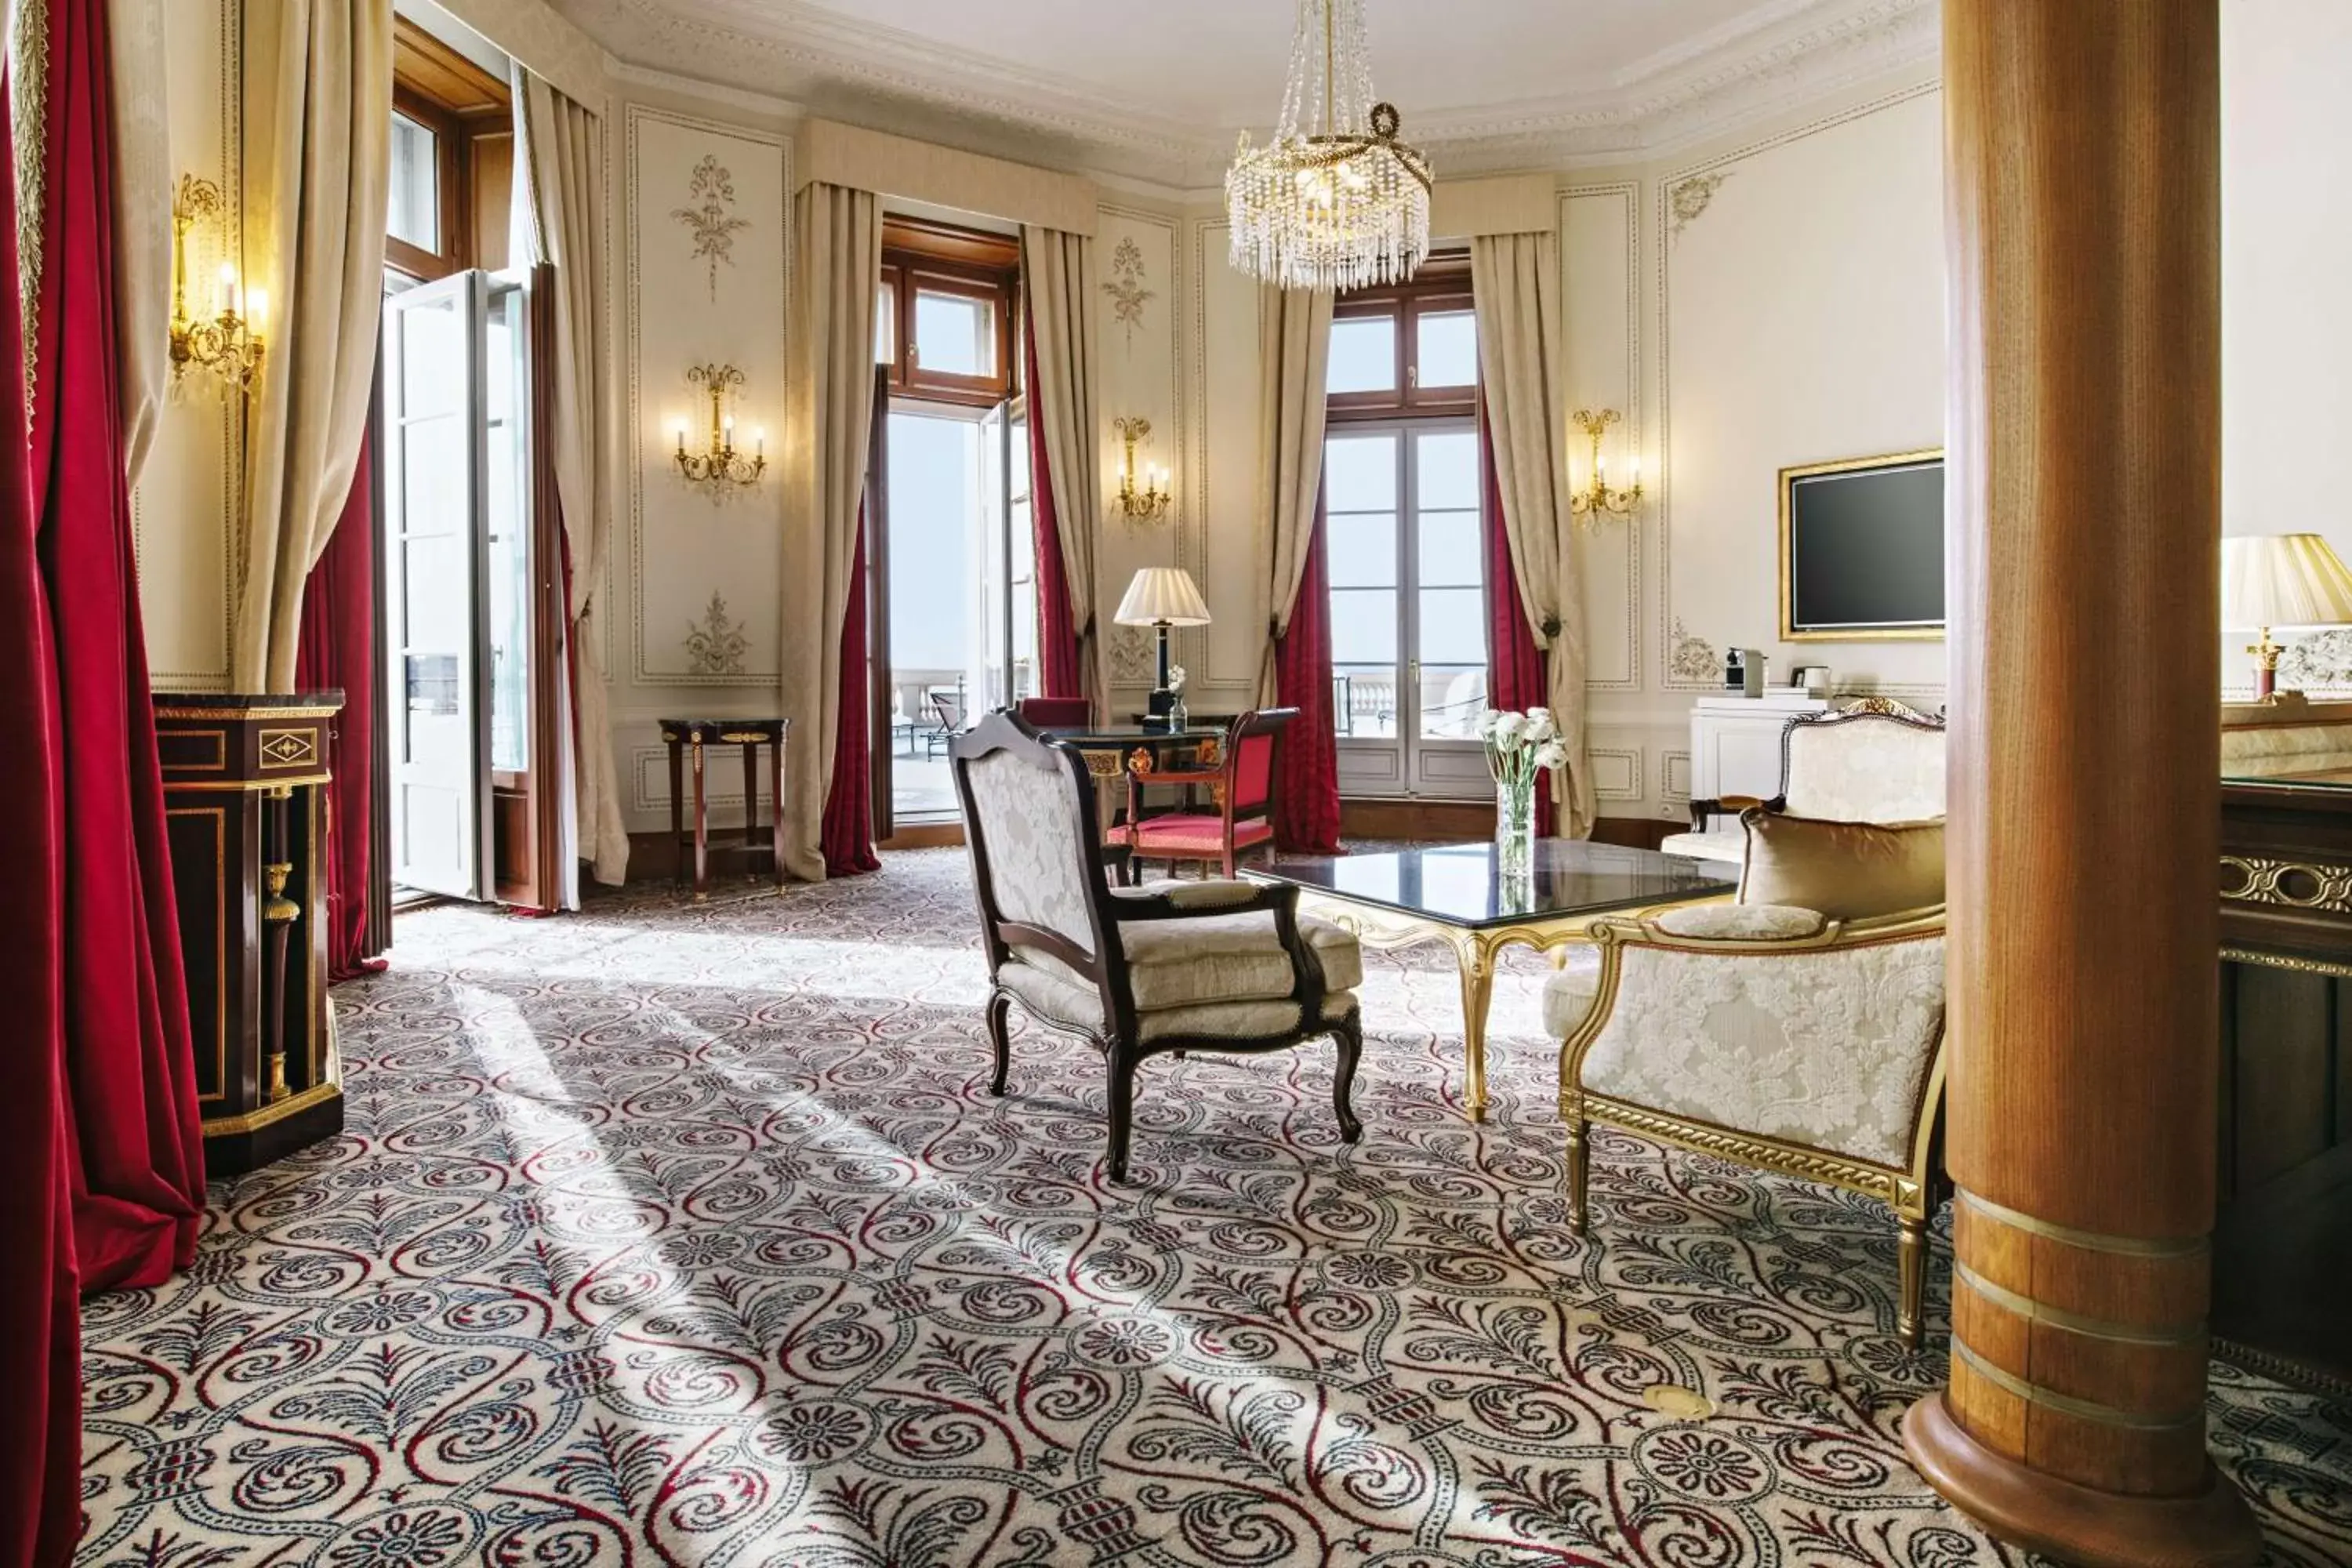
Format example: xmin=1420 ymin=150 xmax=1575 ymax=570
xmin=1114 ymin=567 xmax=1212 ymax=627
xmin=2222 ymin=534 xmax=2352 ymax=630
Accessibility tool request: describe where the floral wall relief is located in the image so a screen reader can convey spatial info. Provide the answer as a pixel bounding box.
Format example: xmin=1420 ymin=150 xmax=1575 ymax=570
xmin=1668 ymin=170 xmax=1731 ymax=242
xmin=673 ymin=154 xmax=751 ymax=303
xmin=1100 ymin=235 xmax=1155 ymax=352
xmin=684 ymin=591 xmax=750 ymax=676
xmin=1668 ymin=619 xmax=1719 ymax=684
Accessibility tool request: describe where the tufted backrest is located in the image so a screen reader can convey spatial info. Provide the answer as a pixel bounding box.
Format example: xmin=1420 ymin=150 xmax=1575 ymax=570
xmin=1782 ymin=710 xmax=1946 ymax=824
xmin=957 ymin=733 xmax=1098 ymax=958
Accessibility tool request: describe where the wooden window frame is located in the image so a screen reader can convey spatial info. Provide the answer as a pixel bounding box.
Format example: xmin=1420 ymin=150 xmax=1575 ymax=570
xmin=386 ymin=90 xmax=466 ymax=281
xmin=387 ymin=14 xmax=513 ymax=284
xmin=1326 ymin=252 xmax=1478 ymax=424
xmin=879 ymin=216 xmax=1021 ymax=410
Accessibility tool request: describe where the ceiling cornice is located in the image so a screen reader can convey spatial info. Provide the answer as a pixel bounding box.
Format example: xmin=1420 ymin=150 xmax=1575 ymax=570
xmin=550 ymin=0 xmax=1940 ymax=184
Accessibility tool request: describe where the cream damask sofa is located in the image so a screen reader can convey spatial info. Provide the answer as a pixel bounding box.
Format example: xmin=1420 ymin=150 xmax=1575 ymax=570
xmin=1662 ymin=699 xmax=1947 ymax=865
xmin=951 ymin=710 xmax=1367 ymax=1183
xmin=1545 ymin=875 xmax=1947 ymax=1345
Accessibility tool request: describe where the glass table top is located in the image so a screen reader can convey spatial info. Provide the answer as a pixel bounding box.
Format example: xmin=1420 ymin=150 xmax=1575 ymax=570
xmin=1254 ymin=840 xmax=1735 ymax=929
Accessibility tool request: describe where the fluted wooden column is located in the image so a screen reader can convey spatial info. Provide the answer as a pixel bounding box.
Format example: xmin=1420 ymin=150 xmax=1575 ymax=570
xmin=1900 ymin=5 xmax=2258 ymax=1564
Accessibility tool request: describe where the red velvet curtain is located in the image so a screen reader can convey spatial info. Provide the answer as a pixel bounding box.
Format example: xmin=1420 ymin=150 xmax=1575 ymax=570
xmin=31 ymin=0 xmax=205 ymax=1296
xmin=0 ymin=71 xmax=79 ymax=1568
xmin=1024 ymin=314 xmax=1083 ymax=704
xmin=1272 ymin=484 xmax=1342 ymax=855
xmin=1480 ymin=406 xmax=1553 ymax=836
xmin=819 ymin=503 xmax=880 ymax=877
xmin=295 ymin=432 xmax=383 ymax=978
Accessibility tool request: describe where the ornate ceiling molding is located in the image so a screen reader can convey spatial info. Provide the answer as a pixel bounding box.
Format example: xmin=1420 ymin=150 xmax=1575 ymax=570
xmin=550 ymin=0 xmax=1940 ymax=187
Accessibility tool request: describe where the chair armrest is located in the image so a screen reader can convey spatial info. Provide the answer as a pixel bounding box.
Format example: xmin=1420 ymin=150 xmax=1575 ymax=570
xmin=1686 ymin=793 xmax=1778 ymax=831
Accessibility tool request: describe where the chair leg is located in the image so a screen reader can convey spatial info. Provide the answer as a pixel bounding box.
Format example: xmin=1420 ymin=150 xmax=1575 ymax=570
xmin=985 ymin=993 xmax=1012 ymax=1097
xmin=1106 ymin=1041 xmax=1139 ymax=1184
xmin=1897 ymin=1214 xmax=1928 ymax=1347
xmin=1331 ymin=1015 xmax=1363 ymax=1143
xmin=1566 ymin=1116 xmax=1592 ymax=1233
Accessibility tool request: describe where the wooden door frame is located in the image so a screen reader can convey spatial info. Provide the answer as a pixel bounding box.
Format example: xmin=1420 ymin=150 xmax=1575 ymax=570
xmin=866 ymin=365 xmax=893 ymax=839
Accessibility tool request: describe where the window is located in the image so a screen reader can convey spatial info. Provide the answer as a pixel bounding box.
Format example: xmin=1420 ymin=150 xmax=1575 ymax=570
xmin=387 ymin=111 xmax=440 ymax=252
xmin=1325 ymin=255 xmax=1489 ymax=798
xmin=875 ymin=217 xmax=1019 ymax=407
xmin=1327 ymin=425 xmax=1487 ymax=746
xmin=1326 ymin=252 xmax=1476 ymax=421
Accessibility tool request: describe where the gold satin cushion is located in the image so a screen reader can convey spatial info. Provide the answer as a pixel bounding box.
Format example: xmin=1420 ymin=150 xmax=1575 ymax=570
xmin=1737 ymin=808 xmax=1944 ymax=920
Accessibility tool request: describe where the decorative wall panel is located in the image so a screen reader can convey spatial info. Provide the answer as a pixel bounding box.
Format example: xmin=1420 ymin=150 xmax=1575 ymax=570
xmin=1091 ymin=205 xmax=1182 ymax=707
xmin=626 ymin=107 xmax=789 ymax=687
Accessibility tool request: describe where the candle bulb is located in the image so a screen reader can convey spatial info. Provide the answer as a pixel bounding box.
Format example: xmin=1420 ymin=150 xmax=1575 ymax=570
xmin=245 ymin=286 xmax=266 ymax=328
xmin=754 ymin=426 xmax=765 ymax=457
xmin=673 ymin=419 xmax=686 ymax=455
xmin=216 ymin=261 xmax=237 ymax=316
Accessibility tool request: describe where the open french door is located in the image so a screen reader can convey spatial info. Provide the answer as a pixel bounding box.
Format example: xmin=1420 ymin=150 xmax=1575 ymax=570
xmin=384 ymin=273 xmax=492 ymax=898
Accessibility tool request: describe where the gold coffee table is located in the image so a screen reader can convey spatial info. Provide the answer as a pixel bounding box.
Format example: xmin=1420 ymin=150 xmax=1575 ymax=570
xmin=1250 ymin=841 xmax=1733 ymax=1123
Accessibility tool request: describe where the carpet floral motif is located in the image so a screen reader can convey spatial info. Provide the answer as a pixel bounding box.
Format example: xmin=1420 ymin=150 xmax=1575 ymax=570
xmin=77 ymin=851 xmax=2352 ymax=1566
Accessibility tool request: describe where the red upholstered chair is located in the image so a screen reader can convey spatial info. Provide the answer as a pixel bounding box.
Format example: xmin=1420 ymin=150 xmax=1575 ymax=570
xmin=1016 ymin=697 xmax=1092 ymax=728
xmin=1108 ymin=709 xmax=1294 ymax=880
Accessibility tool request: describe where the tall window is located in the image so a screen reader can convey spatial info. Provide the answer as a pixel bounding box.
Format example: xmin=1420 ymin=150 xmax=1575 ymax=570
xmin=1325 ymin=256 xmax=1488 ymax=797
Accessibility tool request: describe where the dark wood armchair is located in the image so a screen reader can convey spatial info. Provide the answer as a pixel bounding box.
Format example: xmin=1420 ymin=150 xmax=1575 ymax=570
xmin=950 ymin=711 xmax=1363 ymax=1181
xmin=1107 ymin=707 xmax=1294 ymax=880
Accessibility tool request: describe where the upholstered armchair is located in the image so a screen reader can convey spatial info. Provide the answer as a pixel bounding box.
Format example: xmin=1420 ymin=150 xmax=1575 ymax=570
xmin=1547 ymin=898 xmax=1947 ymax=1344
xmin=1665 ymin=699 xmax=1947 ymax=864
xmin=951 ymin=712 xmax=1364 ymax=1181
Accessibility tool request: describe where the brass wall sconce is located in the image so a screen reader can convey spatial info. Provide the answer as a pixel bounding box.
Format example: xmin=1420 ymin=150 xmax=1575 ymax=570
xmin=673 ymin=363 xmax=766 ymax=496
xmin=169 ymin=175 xmax=265 ymax=393
xmin=1570 ymin=407 xmax=1642 ymax=524
xmin=1113 ymin=416 xmax=1171 ymax=524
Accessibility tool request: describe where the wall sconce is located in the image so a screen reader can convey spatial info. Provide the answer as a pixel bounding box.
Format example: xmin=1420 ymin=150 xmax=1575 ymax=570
xmin=1570 ymin=407 xmax=1642 ymax=524
xmin=673 ymin=363 xmax=765 ymax=497
xmin=1113 ymin=416 xmax=1171 ymax=524
xmin=168 ymin=175 xmax=264 ymax=393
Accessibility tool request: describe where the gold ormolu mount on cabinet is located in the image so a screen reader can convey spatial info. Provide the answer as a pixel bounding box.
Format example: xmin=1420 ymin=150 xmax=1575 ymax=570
xmin=673 ymin=364 xmax=767 ymax=497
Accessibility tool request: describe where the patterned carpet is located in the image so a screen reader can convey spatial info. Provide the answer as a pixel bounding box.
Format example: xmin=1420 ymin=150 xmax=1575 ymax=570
xmin=77 ymin=848 xmax=2352 ymax=1567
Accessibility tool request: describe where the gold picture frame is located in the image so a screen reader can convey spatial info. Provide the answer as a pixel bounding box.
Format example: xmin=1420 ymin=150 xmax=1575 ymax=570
xmin=1777 ymin=447 xmax=1945 ymax=643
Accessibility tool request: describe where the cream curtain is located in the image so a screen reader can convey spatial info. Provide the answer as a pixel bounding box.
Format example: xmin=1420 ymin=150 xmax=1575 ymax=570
xmin=108 ymin=0 xmax=169 ymax=488
xmin=235 ymin=0 xmax=391 ymax=691
xmin=1472 ymin=229 xmax=1595 ymax=837
xmin=778 ymin=181 xmax=881 ymax=881
xmin=515 ymin=67 xmax=626 ymax=892
xmin=1019 ymin=225 xmax=1106 ymax=713
xmin=1254 ymin=283 xmax=1333 ymax=703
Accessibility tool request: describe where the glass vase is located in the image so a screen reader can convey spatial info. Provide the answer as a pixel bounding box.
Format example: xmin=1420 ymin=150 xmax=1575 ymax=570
xmin=1496 ymin=771 xmax=1536 ymax=850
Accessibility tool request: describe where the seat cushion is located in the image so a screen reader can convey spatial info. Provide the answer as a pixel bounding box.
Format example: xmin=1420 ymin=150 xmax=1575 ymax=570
xmin=1126 ymin=814 xmax=1275 ymax=857
xmin=1737 ymin=811 xmax=1943 ymax=920
xmin=1542 ymin=967 xmax=1602 ymax=1040
xmin=1022 ymin=906 xmax=1362 ymax=1011
xmin=1000 ymin=956 xmax=1357 ymax=1042
xmin=1657 ymin=828 xmax=1746 ymax=864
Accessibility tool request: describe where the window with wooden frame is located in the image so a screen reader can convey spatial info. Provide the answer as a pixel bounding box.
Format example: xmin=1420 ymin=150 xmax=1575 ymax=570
xmin=877 ymin=216 xmax=1021 ymax=408
xmin=387 ymin=15 xmax=514 ymax=283
xmin=1325 ymin=251 xmax=1477 ymax=423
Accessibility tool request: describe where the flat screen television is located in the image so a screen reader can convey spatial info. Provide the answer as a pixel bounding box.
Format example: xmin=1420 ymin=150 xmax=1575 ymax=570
xmin=1778 ymin=449 xmax=1944 ymax=641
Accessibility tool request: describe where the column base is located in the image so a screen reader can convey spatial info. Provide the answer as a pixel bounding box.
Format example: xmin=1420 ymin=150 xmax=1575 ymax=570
xmin=1902 ymin=1393 xmax=2259 ymax=1568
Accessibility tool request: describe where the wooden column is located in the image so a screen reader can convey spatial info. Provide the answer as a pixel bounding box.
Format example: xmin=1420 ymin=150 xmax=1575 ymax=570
xmin=1901 ymin=4 xmax=2258 ymax=1563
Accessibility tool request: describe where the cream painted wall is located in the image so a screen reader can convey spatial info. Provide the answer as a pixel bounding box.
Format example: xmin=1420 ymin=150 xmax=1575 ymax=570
xmin=133 ymin=0 xmax=242 ymax=693
xmin=2222 ymin=0 xmax=2352 ymax=694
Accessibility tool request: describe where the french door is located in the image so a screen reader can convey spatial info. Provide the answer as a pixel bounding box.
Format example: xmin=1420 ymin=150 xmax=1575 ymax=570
xmin=868 ymin=391 xmax=1033 ymax=832
xmin=1326 ymin=421 xmax=1492 ymax=798
xmin=382 ymin=268 xmax=546 ymax=901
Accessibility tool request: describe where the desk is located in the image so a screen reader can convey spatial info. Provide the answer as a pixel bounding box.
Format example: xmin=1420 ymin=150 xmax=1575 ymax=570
xmin=660 ymin=717 xmax=789 ymax=899
xmin=1250 ymin=841 xmax=1733 ymax=1123
xmin=2215 ymin=696 xmax=2352 ymax=1391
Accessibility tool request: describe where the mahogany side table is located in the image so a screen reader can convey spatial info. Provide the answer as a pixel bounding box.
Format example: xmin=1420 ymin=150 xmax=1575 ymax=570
xmin=660 ymin=717 xmax=789 ymax=899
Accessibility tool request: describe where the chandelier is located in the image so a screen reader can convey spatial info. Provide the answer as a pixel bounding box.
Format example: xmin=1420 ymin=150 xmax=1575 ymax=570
xmin=1226 ymin=0 xmax=1432 ymax=292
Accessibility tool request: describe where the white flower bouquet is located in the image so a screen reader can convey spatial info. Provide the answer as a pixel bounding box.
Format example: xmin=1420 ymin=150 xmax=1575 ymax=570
xmin=1475 ymin=706 xmax=1567 ymax=843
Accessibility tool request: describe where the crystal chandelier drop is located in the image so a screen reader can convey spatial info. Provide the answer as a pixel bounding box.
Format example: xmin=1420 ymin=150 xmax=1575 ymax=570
xmin=1225 ymin=0 xmax=1432 ymax=292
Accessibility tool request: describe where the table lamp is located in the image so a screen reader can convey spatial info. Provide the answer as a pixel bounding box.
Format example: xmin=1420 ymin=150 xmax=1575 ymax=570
xmin=1115 ymin=567 xmax=1211 ymax=731
xmin=2222 ymin=533 xmax=2352 ymax=699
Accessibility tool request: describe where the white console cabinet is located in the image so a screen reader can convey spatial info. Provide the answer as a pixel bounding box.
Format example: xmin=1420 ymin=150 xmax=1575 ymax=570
xmin=1690 ymin=693 xmax=1831 ymax=806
